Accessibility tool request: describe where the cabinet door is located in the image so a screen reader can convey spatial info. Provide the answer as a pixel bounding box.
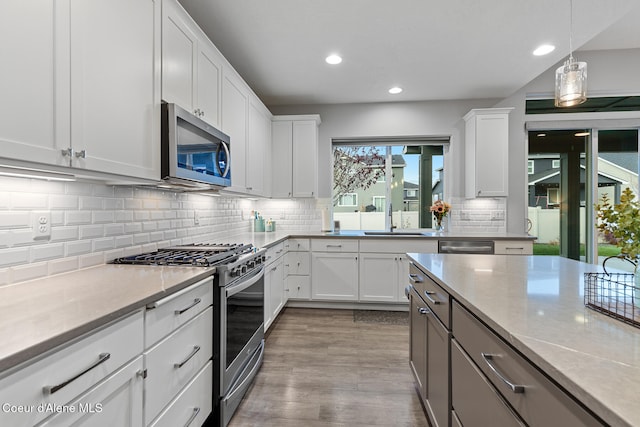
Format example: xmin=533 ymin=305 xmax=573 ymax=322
xmin=397 ymin=254 xmax=411 ymax=302
xmin=264 ymin=257 xmax=284 ymax=330
xmin=359 ymin=253 xmax=398 ymax=302
xmin=409 ymin=291 xmax=428 ymax=401
xmin=285 ymin=275 xmax=311 ymax=300
xmin=271 ymin=120 xmax=293 ymax=198
xmin=38 ymin=356 xmax=144 ymax=427
xmin=196 ymin=42 xmax=222 ymax=127
xmin=425 ymin=310 xmax=450 ymax=427
xmin=311 ymin=253 xmax=358 ymax=301
xmin=70 ymin=0 xmax=160 ymax=179
xmin=292 ymin=120 xmax=317 ymax=197
xmin=0 ymin=1 xmax=66 ymax=166
xmin=284 ymin=251 xmax=310 ymax=276
xmin=247 ymin=98 xmax=271 ymax=196
xmin=222 ymin=70 xmax=248 ymax=191
xmin=162 ymin=0 xmax=197 ymax=112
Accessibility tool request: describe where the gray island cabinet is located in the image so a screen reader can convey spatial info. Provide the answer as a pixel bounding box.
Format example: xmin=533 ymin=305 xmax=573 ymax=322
xmin=407 ymin=253 xmax=640 ymax=427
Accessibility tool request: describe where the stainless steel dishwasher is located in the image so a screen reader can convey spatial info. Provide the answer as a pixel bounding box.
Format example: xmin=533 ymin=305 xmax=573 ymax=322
xmin=438 ymin=240 xmax=494 ymax=254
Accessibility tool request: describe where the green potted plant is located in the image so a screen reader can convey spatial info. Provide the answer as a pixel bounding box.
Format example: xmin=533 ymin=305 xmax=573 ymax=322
xmin=595 ymin=187 xmax=640 ymax=305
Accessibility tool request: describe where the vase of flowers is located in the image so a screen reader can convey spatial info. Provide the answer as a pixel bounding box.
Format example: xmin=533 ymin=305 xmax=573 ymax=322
xmin=430 ymin=200 xmax=451 ymax=233
xmin=596 ymin=187 xmax=640 ymax=306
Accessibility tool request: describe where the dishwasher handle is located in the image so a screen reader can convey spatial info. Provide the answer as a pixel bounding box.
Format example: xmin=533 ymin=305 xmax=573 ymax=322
xmin=438 ymin=240 xmax=494 ymax=254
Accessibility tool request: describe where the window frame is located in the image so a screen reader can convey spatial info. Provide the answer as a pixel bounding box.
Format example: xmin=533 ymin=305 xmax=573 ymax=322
xmin=337 ymin=193 xmax=358 ymax=207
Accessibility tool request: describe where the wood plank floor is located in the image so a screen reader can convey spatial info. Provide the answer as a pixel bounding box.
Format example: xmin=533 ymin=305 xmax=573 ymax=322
xmin=228 ymin=308 xmax=429 ymax=427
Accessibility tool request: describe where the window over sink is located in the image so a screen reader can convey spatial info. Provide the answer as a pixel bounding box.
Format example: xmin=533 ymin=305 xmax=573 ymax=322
xmin=332 ymin=137 xmax=449 ymax=231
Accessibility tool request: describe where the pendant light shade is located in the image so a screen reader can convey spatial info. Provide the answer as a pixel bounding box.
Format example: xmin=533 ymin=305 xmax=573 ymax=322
xmin=555 ymin=56 xmax=587 ymax=107
xmin=554 ymin=0 xmax=587 ymax=107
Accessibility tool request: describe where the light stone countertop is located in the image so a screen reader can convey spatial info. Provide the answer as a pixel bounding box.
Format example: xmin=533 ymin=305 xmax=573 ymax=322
xmin=408 ymin=253 xmax=640 ymax=427
xmin=0 ymin=264 xmax=214 ymax=374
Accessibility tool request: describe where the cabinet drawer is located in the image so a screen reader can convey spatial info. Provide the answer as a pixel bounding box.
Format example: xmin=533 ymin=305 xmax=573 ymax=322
xmin=451 ymin=339 xmax=525 ymax=427
xmin=145 ymin=277 xmax=213 ymax=348
xmin=286 ymin=275 xmax=311 ymax=300
xmin=284 ymin=238 xmax=310 ymax=251
xmin=359 ymin=239 xmax=437 ymax=254
xmin=284 ymin=251 xmax=310 ymax=275
xmin=150 ymin=361 xmax=212 ymax=427
xmin=409 ymin=263 xmax=450 ymax=328
xmin=37 ymin=355 xmax=144 ymax=427
xmin=0 ymin=310 xmax=143 ymax=427
xmin=311 ymin=238 xmax=358 ymax=252
xmin=265 ymin=242 xmax=285 ymax=265
xmin=493 ymin=241 xmax=533 ymax=255
xmin=452 ymin=301 xmax=603 ymax=427
xmin=145 ymin=307 xmax=213 ymax=424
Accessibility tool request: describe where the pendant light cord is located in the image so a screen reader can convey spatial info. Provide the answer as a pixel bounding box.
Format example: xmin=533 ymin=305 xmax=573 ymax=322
xmin=569 ymin=0 xmax=574 ymax=61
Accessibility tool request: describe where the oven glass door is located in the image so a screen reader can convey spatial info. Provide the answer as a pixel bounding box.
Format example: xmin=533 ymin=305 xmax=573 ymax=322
xmin=176 ymin=117 xmax=230 ymax=183
xmin=226 ymin=274 xmax=264 ymax=369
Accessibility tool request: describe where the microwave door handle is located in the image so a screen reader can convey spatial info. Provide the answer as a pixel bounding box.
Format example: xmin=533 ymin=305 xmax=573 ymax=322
xmin=219 ymin=142 xmax=231 ymax=178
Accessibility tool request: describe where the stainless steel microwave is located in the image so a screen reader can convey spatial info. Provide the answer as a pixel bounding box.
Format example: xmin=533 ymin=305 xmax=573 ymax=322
xmin=161 ymin=102 xmax=231 ymax=189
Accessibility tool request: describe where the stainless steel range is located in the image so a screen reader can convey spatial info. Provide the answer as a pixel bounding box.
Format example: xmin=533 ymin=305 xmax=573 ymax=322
xmin=112 ymin=242 xmax=266 ymax=427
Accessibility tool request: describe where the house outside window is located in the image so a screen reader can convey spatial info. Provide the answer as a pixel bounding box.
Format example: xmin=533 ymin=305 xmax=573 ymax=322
xmin=552 ymin=159 xmax=560 ymax=168
xmin=547 ymin=188 xmax=560 ymax=206
xmin=528 ymin=160 xmax=535 ymax=174
xmin=337 ymin=193 xmax=357 ymax=207
xmin=372 ymin=196 xmax=385 ymax=212
xmin=406 ymin=189 xmax=417 ymax=197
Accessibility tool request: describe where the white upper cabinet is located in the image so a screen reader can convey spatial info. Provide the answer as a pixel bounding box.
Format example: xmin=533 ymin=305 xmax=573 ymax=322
xmin=0 ymin=0 xmax=161 ymax=180
xmin=464 ymin=108 xmax=513 ymax=198
xmin=248 ymin=97 xmax=272 ymax=196
xmin=222 ymin=69 xmax=249 ymax=192
xmin=70 ymin=0 xmax=160 ymax=179
xmin=162 ymin=0 xmax=222 ymax=128
xmin=272 ymin=116 xmax=320 ymax=198
xmin=0 ymin=1 xmax=63 ymax=166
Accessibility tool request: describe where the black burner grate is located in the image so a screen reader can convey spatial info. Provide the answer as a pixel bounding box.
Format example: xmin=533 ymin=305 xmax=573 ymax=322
xmin=111 ymin=243 xmax=253 ymax=267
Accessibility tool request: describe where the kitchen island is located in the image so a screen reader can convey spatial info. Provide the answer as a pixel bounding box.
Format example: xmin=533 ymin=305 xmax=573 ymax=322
xmin=408 ymin=253 xmax=640 ymax=427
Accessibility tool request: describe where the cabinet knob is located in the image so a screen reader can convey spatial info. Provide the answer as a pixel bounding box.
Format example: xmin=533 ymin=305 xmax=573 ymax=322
xmin=61 ymin=148 xmax=73 ymax=157
xmin=74 ymin=149 xmax=86 ymax=159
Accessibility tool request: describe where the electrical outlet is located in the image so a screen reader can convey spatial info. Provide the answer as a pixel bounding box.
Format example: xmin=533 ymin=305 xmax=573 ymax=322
xmin=194 ymin=210 xmax=200 ymax=225
xmin=280 ymin=210 xmax=285 ymax=220
xmin=33 ymin=211 xmax=51 ymax=240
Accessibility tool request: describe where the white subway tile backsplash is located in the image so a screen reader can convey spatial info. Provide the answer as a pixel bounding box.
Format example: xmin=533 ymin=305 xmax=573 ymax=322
xmin=50 ymin=194 xmax=78 ymax=210
xmin=32 ymin=243 xmax=65 ymax=262
xmin=11 ymin=192 xmax=48 ymax=209
xmin=66 ymin=211 xmax=92 ymax=225
xmin=79 ymin=224 xmax=104 ymax=239
xmin=66 ymin=240 xmax=93 ymax=256
xmin=93 ymin=238 xmax=115 ymax=252
xmin=48 ymin=257 xmax=80 ymax=276
xmin=50 ymin=226 xmax=79 ymax=242
xmin=80 ymin=197 xmax=104 ymax=210
xmin=92 ymin=211 xmax=115 ymax=223
xmin=0 ymin=247 xmax=30 ymax=267
xmin=0 ymin=212 xmax=30 ymax=229
xmin=12 ymin=262 xmax=48 ymax=283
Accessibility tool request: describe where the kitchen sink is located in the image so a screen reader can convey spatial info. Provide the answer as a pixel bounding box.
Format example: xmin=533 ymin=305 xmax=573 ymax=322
xmin=363 ymin=231 xmax=425 ymax=236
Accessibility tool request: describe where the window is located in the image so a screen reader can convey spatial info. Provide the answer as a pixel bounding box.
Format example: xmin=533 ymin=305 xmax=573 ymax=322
xmin=528 ymin=160 xmax=535 ymax=174
xmin=337 ymin=193 xmax=357 ymax=207
xmin=332 ymin=139 xmax=448 ymax=230
xmin=372 ymin=196 xmax=386 ymax=212
xmin=547 ymin=188 xmax=560 ymax=205
xmin=552 ymin=159 xmax=560 ymax=168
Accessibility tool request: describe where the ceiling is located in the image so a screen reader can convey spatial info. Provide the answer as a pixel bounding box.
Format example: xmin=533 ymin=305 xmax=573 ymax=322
xmin=178 ymin=0 xmax=640 ymax=107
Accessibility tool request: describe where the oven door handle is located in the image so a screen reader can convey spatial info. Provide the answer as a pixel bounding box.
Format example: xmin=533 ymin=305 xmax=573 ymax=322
xmin=226 ymin=266 xmax=265 ymax=297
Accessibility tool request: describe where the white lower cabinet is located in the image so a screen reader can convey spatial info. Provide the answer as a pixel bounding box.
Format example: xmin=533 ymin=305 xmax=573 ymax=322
xmin=285 ymin=275 xmax=311 ymax=300
xmin=144 ymin=307 xmax=213 ymax=425
xmin=149 ymin=361 xmax=212 ymax=427
xmin=311 ymin=252 xmax=359 ymax=301
xmin=264 ymin=242 xmax=285 ymax=331
xmin=359 ymin=253 xmax=400 ymax=302
xmin=0 ymin=310 xmax=144 ymax=427
xmin=37 ymin=356 xmax=144 ymax=427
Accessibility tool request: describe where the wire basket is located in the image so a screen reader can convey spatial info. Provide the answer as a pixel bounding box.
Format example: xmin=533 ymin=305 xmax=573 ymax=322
xmin=584 ymin=256 xmax=640 ymax=328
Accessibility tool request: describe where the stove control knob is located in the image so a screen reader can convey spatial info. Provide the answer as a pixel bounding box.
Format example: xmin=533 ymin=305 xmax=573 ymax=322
xmin=261 ymin=255 xmax=266 ymax=263
xmin=231 ymin=268 xmax=241 ymax=277
xmin=241 ymin=265 xmax=247 ymax=274
xmin=248 ymin=260 xmax=256 ymax=269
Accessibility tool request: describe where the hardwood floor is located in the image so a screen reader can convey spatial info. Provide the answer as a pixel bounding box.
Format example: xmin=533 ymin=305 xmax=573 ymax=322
xmin=228 ymin=308 xmax=429 ymax=427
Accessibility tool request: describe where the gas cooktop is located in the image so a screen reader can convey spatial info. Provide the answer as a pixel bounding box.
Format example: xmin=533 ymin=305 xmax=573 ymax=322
xmin=111 ymin=243 xmax=254 ymax=267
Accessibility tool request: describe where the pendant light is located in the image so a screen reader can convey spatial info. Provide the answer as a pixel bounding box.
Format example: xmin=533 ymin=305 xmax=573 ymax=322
xmin=554 ymin=0 xmax=587 ymax=107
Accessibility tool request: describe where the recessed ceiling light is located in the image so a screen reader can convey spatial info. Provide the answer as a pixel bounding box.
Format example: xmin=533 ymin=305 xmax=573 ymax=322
xmin=574 ymin=132 xmax=590 ymax=137
xmin=537 ymin=133 xmax=547 ymax=137
xmin=533 ymin=44 xmax=555 ymax=56
xmin=388 ymin=87 xmax=403 ymax=94
xmin=325 ymin=54 xmax=342 ymax=65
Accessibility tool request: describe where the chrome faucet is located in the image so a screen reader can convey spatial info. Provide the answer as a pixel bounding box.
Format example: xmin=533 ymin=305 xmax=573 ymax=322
xmin=388 ymin=203 xmax=396 ymax=232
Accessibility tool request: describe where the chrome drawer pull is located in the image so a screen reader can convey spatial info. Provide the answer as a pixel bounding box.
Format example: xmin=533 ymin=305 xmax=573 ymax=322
xmin=175 ymin=298 xmax=202 ymax=315
xmin=174 ymin=345 xmax=201 ymax=369
xmin=424 ymin=290 xmax=441 ymax=305
xmin=43 ymin=352 xmax=111 ymax=395
xmin=184 ymin=407 xmax=201 ymax=427
xmin=408 ymin=273 xmax=423 ymax=284
xmin=418 ymin=307 xmax=429 ymax=315
xmin=481 ymin=353 xmax=525 ymax=393
xmin=326 ymin=244 xmax=342 ymax=248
